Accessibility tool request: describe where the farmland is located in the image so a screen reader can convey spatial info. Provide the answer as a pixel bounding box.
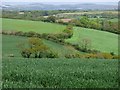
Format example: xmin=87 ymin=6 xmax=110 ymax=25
xmin=2 ymin=7 xmax=119 ymax=88
xmin=66 ymin=27 xmax=118 ymax=55
xmin=2 ymin=32 xmax=118 ymax=88
xmin=2 ymin=18 xmax=65 ymax=34
xmin=2 ymin=18 xmax=118 ymax=54
xmin=2 ymin=35 xmax=79 ymax=58
xmin=2 ymin=58 xmax=118 ymax=88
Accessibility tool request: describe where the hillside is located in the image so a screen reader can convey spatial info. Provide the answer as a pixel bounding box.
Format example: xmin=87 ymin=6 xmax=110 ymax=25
xmin=2 ymin=2 xmax=117 ymax=10
xmin=2 ymin=18 xmax=65 ymax=34
xmin=2 ymin=35 xmax=80 ymax=58
xmin=66 ymin=27 xmax=118 ymax=54
xmin=2 ymin=18 xmax=118 ymax=54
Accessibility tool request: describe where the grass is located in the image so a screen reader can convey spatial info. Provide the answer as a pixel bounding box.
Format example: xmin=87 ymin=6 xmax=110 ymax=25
xmin=2 ymin=18 xmax=118 ymax=54
xmin=2 ymin=35 xmax=80 ymax=58
xmin=2 ymin=34 xmax=118 ymax=88
xmin=2 ymin=18 xmax=65 ymax=34
xmin=66 ymin=27 xmax=118 ymax=55
xmin=109 ymin=18 xmax=118 ymax=22
xmin=2 ymin=58 xmax=118 ymax=88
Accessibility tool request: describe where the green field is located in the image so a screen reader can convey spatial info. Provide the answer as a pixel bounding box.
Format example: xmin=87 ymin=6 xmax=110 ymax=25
xmin=2 ymin=35 xmax=79 ymax=58
xmin=109 ymin=18 xmax=118 ymax=22
xmin=2 ymin=18 xmax=65 ymax=34
xmin=2 ymin=58 xmax=118 ymax=88
xmin=2 ymin=18 xmax=118 ymax=54
xmin=2 ymin=23 xmax=119 ymax=88
xmin=66 ymin=27 xmax=118 ymax=54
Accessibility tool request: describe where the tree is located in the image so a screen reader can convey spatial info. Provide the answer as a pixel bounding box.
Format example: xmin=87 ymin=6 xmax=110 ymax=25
xmin=17 ymin=37 xmax=49 ymax=58
xmin=78 ymin=38 xmax=92 ymax=52
xmin=28 ymin=37 xmax=49 ymax=58
xmin=63 ymin=24 xmax=73 ymax=38
xmin=46 ymin=16 xmax=56 ymax=23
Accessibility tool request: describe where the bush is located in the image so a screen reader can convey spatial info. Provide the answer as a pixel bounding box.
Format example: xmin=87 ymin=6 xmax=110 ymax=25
xmin=21 ymin=49 xmax=33 ymax=58
xmin=65 ymin=53 xmax=81 ymax=58
xmin=46 ymin=50 xmax=59 ymax=58
xmin=83 ymin=54 xmax=97 ymax=59
xmin=101 ymin=53 xmax=113 ymax=59
xmin=25 ymin=31 xmax=37 ymax=37
xmin=113 ymin=55 xmax=120 ymax=59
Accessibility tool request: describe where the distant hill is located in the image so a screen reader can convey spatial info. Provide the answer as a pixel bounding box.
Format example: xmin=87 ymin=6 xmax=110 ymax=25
xmin=1 ymin=2 xmax=118 ymax=11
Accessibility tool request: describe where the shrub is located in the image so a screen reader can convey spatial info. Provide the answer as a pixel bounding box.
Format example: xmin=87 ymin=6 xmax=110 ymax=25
xmin=46 ymin=50 xmax=59 ymax=58
xmin=101 ymin=53 xmax=113 ymax=59
xmin=113 ymin=55 xmax=120 ymax=59
xmin=83 ymin=54 xmax=97 ymax=59
xmin=25 ymin=31 xmax=37 ymax=37
xmin=65 ymin=53 xmax=81 ymax=58
xmin=15 ymin=31 xmax=24 ymax=36
xmin=21 ymin=49 xmax=33 ymax=58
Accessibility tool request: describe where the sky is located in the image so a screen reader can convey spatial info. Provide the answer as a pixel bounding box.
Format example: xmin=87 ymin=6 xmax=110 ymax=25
xmin=3 ymin=0 xmax=119 ymax=2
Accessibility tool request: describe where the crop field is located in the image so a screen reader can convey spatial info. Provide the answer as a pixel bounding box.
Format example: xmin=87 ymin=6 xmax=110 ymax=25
xmin=2 ymin=17 xmax=119 ymax=88
xmin=2 ymin=58 xmax=118 ymax=88
xmin=2 ymin=18 xmax=65 ymax=34
xmin=2 ymin=34 xmax=119 ymax=88
xmin=2 ymin=35 xmax=79 ymax=58
xmin=66 ymin=27 xmax=118 ymax=54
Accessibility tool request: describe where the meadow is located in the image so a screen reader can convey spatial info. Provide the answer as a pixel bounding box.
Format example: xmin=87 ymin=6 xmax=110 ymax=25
xmin=66 ymin=27 xmax=118 ymax=55
xmin=2 ymin=35 xmax=80 ymax=58
xmin=2 ymin=18 xmax=118 ymax=54
xmin=2 ymin=18 xmax=65 ymax=34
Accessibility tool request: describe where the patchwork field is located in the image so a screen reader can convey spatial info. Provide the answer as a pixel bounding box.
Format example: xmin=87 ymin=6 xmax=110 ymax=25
xmin=66 ymin=27 xmax=118 ymax=54
xmin=2 ymin=18 xmax=118 ymax=54
xmin=2 ymin=17 xmax=119 ymax=88
xmin=2 ymin=18 xmax=65 ymax=34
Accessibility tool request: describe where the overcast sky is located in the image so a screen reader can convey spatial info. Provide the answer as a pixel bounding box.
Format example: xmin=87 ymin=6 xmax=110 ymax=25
xmin=3 ymin=0 xmax=119 ymax=2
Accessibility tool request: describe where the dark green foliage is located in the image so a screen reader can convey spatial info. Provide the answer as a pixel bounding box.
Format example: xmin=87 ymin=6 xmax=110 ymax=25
xmin=2 ymin=10 xmax=119 ymax=34
xmin=17 ymin=37 xmax=60 ymax=58
xmin=21 ymin=48 xmax=33 ymax=58
xmin=2 ymin=59 xmax=118 ymax=88
xmin=46 ymin=50 xmax=59 ymax=58
xmin=46 ymin=16 xmax=56 ymax=23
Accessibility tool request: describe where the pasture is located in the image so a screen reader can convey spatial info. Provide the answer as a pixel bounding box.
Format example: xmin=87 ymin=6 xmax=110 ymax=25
xmin=2 ymin=18 xmax=65 ymax=34
xmin=66 ymin=27 xmax=118 ymax=54
xmin=2 ymin=18 xmax=118 ymax=54
xmin=2 ymin=35 xmax=79 ymax=58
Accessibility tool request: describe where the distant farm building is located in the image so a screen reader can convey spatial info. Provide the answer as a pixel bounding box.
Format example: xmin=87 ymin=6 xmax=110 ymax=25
xmin=57 ymin=19 xmax=72 ymax=23
xmin=18 ymin=12 xmax=25 ymax=15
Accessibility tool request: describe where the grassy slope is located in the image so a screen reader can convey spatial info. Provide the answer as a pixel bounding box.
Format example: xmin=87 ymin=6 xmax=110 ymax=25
xmin=66 ymin=27 xmax=118 ymax=54
xmin=2 ymin=18 xmax=65 ymax=34
xmin=2 ymin=34 xmax=118 ymax=88
xmin=2 ymin=18 xmax=118 ymax=54
xmin=2 ymin=35 xmax=79 ymax=57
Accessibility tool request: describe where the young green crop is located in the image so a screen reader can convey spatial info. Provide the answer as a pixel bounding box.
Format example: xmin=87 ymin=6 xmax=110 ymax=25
xmin=2 ymin=58 xmax=118 ymax=88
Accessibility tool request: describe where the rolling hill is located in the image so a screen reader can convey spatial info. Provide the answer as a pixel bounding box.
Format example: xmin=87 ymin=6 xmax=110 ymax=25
xmin=66 ymin=27 xmax=118 ymax=54
xmin=2 ymin=18 xmax=65 ymax=34
xmin=2 ymin=18 xmax=118 ymax=54
xmin=2 ymin=35 xmax=79 ymax=58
